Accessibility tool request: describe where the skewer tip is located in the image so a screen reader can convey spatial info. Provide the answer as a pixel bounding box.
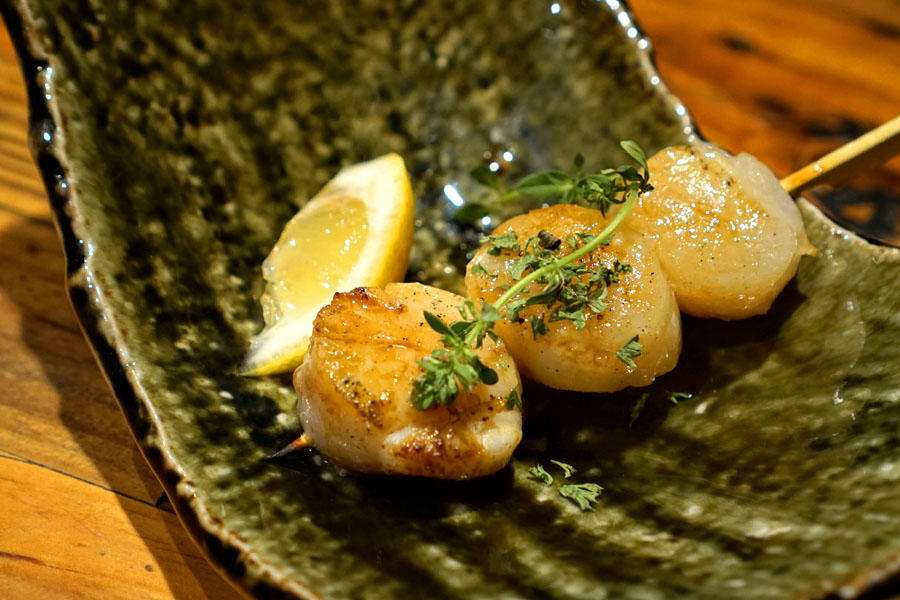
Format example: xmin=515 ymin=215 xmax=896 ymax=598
xmin=264 ymin=433 xmax=313 ymax=460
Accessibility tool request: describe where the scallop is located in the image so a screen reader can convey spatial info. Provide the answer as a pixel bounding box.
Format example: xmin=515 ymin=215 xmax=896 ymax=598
xmin=626 ymin=142 xmax=815 ymax=320
xmin=293 ymin=282 xmax=522 ymax=479
xmin=466 ymin=204 xmax=681 ymax=393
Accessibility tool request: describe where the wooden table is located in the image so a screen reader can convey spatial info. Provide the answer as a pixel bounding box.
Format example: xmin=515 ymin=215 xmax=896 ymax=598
xmin=1 ymin=1 xmax=898 ymax=598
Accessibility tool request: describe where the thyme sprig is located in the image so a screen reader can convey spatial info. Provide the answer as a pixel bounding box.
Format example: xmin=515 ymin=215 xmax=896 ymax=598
xmin=494 ymin=230 xmax=634 ymax=337
xmin=460 ymin=141 xmax=651 ymax=223
xmin=411 ymin=142 xmax=652 ymax=412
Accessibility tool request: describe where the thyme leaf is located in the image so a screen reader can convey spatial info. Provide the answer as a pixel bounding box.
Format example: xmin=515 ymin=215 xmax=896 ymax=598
xmin=532 ymin=460 xmax=604 ymax=511
xmin=667 ymin=391 xmax=693 ymax=405
xmin=529 ymin=314 xmax=549 ymax=339
xmin=616 ymin=335 xmax=643 ymax=368
xmin=559 ymin=483 xmax=603 ymax=511
xmin=470 ymin=263 xmax=497 ymax=278
xmin=506 ymin=389 xmax=522 ymax=412
xmin=481 ymin=231 xmax=520 ymax=255
xmin=550 ymin=460 xmax=577 ymax=478
xmin=529 ymin=464 xmax=553 ymax=485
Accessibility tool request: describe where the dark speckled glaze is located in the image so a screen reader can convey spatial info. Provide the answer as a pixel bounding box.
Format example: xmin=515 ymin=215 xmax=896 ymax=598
xmin=5 ymin=0 xmax=900 ymax=598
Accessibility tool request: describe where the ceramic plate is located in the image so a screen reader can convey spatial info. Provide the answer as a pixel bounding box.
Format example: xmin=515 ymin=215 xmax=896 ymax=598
xmin=6 ymin=0 xmax=900 ymax=598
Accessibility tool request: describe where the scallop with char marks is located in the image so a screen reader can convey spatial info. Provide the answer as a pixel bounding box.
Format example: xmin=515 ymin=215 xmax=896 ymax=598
xmin=294 ymin=282 xmax=522 ymax=479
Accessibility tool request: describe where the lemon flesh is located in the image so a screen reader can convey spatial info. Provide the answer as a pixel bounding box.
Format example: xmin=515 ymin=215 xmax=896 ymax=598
xmin=261 ymin=197 xmax=368 ymax=325
xmin=242 ymin=153 xmax=414 ymax=375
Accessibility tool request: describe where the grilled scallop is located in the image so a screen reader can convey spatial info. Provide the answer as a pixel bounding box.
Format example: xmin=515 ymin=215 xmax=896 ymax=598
xmin=625 ymin=143 xmax=815 ymax=320
xmin=466 ymin=204 xmax=681 ymax=394
xmin=293 ymin=282 xmax=522 ymax=479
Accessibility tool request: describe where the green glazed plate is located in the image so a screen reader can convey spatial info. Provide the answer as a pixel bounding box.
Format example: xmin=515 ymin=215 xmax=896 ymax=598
xmin=5 ymin=0 xmax=900 ymax=598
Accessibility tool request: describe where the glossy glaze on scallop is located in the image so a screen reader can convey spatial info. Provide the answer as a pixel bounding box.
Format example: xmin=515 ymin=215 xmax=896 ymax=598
xmin=466 ymin=204 xmax=681 ymax=393
xmin=626 ymin=143 xmax=815 ymax=320
xmin=294 ymin=282 xmax=522 ymax=479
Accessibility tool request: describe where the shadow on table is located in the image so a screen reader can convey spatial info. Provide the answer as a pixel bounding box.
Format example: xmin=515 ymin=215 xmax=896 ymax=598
xmin=0 ymin=217 xmax=244 ymax=600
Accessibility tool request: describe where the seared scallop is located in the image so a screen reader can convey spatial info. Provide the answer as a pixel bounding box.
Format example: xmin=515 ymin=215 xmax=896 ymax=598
xmin=625 ymin=143 xmax=814 ymax=320
xmin=466 ymin=204 xmax=681 ymax=394
xmin=294 ymin=282 xmax=522 ymax=479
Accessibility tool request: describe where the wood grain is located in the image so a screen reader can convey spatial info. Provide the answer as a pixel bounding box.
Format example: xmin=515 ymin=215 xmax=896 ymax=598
xmin=0 ymin=456 xmax=238 ymax=599
xmin=630 ymin=0 xmax=900 ymax=181
xmin=0 ymin=1 xmax=898 ymax=598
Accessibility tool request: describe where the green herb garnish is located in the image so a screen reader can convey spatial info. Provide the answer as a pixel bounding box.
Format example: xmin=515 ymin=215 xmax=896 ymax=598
xmin=531 ymin=461 xmax=603 ymax=511
xmin=495 ymin=231 xmax=633 ymax=335
xmin=482 ymin=231 xmax=520 ymax=255
xmin=457 ymin=142 xmax=652 ymax=224
xmin=410 ymin=302 xmax=502 ymax=410
xmin=506 ymin=389 xmax=522 ymax=412
xmin=616 ymin=335 xmax=643 ymax=368
xmin=528 ymin=464 xmax=554 ymax=485
xmin=550 ymin=460 xmax=577 ymax=479
xmin=470 ymin=263 xmax=497 ymax=278
xmin=412 ymin=142 xmax=652 ymax=411
xmin=667 ymin=391 xmax=693 ymax=405
xmin=559 ymin=483 xmax=604 ymax=511
xmin=529 ymin=314 xmax=549 ymax=339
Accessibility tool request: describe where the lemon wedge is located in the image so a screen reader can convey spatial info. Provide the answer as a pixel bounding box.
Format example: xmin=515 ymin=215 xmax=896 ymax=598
xmin=242 ymin=153 xmax=414 ymax=375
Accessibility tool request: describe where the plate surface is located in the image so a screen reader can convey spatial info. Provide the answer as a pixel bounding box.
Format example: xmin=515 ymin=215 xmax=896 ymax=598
xmin=5 ymin=0 xmax=900 ymax=598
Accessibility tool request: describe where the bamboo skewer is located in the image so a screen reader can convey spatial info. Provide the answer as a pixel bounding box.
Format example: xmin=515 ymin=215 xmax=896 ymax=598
xmin=780 ymin=114 xmax=900 ymax=195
